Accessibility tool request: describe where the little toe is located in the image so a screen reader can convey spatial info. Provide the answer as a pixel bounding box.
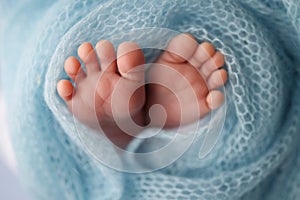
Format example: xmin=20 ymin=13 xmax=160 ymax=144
xmin=189 ymin=42 xmax=215 ymax=68
xmin=78 ymin=42 xmax=100 ymax=75
xmin=64 ymin=56 xmax=85 ymax=81
xmin=96 ymin=40 xmax=117 ymax=73
xmin=200 ymin=51 xmax=225 ymax=78
xmin=206 ymin=90 xmax=225 ymax=110
xmin=160 ymin=33 xmax=198 ymax=63
xmin=57 ymin=80 xmax=74 ymax=102
xmin=207 ymin=69 xmax=228 ymax=90
xmin=117 ymin=41 xmax=145 ymax=81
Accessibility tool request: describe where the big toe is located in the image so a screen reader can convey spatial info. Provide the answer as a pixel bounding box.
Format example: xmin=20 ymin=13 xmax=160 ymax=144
xmin=117 ymin=42 xmax=145 ymax=82
xmin=160 ymin=33 xmax=199 ymax=64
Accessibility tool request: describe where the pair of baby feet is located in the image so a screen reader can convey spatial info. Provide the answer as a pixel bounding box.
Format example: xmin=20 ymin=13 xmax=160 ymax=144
xmin=57 ymin=34 xmax=227 ymax=148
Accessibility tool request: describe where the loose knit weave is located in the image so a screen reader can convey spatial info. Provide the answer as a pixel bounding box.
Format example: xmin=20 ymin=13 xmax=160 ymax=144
xmin=1 ymin=0 xmax=300 ymax=199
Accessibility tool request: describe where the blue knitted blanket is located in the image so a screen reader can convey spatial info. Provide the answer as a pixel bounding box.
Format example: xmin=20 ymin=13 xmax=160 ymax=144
xmin=1 ymin=0 xmax=300 ymax=199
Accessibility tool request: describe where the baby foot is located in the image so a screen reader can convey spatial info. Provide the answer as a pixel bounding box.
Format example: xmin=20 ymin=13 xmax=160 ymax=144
xmin=57 ymin=40 xmax=146 ymax=148
xmin=146 ymin=34 xmax=227 ymax=128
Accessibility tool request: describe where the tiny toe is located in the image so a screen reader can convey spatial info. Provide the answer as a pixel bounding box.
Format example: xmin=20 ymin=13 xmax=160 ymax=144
xmin=57 ymin=80 xmax=74 ymax=102
xmin=207 ymin=69 xmax=228 ymax=90
xmin=64 ymin=56 xmax=85 ymax=81
xmin=206 ymin=90 xmax=225 ymax=110
xmin=200 ymin=51 xmax=225 ymax=77
xmin=96 ymin=40 xmax=117 ymax=73
xmin=78 ymin=42 xmax=100 ymax=74
xmin=160 ymin=33 xmax=198 ymax=63
xmin=117 ymin=41 xmax=145 ymax=81
xmin=189 ymin=42 xmax=215 ymax=68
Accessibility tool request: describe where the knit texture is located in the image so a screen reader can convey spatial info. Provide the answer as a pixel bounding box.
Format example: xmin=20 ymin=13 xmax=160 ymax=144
xmin=1 ymin=0 xmax=300 ymax=199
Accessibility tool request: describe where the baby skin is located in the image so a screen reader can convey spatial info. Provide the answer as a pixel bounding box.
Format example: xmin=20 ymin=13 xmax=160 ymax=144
xmin=57 ymin=34 xmax=227 ymax=148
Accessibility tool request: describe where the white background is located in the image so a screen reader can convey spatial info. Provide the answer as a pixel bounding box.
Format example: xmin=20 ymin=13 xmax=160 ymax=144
xmin=0 ymin=90 xmax=31 ymax=200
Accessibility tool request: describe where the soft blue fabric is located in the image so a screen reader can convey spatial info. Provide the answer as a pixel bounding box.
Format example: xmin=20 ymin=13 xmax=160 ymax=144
xmin=1 ymin=0 xmax=300 ymax=199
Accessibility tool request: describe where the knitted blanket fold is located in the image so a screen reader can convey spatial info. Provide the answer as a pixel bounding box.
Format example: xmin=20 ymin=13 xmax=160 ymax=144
xmin=1 ymin=0 xmax=300 ymax=199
